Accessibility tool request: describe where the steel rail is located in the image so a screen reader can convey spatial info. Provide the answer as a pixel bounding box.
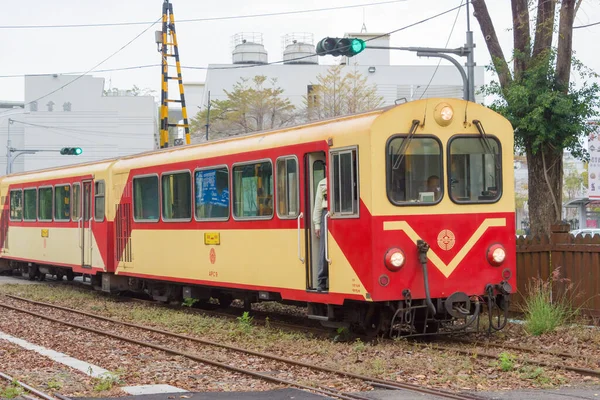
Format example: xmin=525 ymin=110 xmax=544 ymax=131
xmin=0 ymin=371 xmax=64 ymax=400
xmin=3 ymin=295 xmax=481 ymax=400
xmin=0 ymin=301 xmax=370 ymax=400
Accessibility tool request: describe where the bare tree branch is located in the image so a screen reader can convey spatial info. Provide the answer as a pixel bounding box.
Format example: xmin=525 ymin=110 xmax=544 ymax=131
xmin=556 ymin=0 xmax=576 ymax=91
xmin=532 ymin=0 xmax=557 ymax=59
xmin=575 ymin=0 xmax=583 ymax=16
xmin=471 ymin=0 xmax=513 ymax=90
xmin=511 ymin=0 xmax=531 ymax=80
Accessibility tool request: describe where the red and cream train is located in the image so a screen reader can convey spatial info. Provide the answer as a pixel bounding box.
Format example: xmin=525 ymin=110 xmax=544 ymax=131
xmin=0 ymin=98 xmax=515 ymax=336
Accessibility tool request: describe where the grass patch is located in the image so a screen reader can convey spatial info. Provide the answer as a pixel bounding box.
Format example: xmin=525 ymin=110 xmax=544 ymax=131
xmin=0 ymin=383 xmax=23 ymax=399
xmin=93 ymin=371 xmax=123 ymax=392
xmin=46 ymin=379 xmax=63 ymax=390
xmin=522 ymin=268 xmax=578 ymax=336
xmin=497 ymin=351 xmax=515 ymax=372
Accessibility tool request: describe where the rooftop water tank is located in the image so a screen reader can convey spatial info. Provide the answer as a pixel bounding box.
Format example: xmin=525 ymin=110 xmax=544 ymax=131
xmin=282 ymin=33 xmax=318 ymax=65
xmin=232 ymin=33 xmax=268 ymax=64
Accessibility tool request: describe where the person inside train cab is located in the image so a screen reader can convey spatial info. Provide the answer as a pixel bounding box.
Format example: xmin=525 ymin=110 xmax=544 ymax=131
xmin=313 ymin=175 xmax=329 ymax=292
xmin=426 ymin=175 xmax=441 ymax=201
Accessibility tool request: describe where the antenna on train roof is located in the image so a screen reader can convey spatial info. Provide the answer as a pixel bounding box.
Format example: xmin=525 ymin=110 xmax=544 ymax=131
xmin=155 ymin=0 xmax=190 ymax=149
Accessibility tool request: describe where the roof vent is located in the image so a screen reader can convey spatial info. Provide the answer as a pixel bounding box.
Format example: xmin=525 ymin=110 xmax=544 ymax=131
xmin=232 ymin=33 xmax=268 ymax=65
xmin=282 ymin=33 xmax=318 ymax=65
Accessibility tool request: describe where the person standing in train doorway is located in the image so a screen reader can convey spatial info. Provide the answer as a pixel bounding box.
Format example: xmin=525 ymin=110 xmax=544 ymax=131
xmin=313 ymin=175 xmax=328 ymax=292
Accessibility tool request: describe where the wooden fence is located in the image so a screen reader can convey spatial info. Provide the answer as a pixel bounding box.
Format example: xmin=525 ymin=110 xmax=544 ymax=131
xmin=515 ymin=223 xmax=600 ymax=317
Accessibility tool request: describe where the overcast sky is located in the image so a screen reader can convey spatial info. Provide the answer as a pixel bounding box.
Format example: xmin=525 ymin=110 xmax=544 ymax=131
xmin=1 ymin=0 xmax=598 ymax=103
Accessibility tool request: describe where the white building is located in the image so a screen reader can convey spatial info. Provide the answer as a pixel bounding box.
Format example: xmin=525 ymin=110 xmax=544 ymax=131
xmin=0 ymin=74 xmax=157 ymax=176
xmin=186 ymin=32 xmax=485 ymax=122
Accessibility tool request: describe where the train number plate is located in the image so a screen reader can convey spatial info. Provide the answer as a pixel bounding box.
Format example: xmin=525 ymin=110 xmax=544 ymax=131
xmin=204 ymin=232 xmax=220 ymax=245
xmin=41 ymin=229 xmax=49 ymax=238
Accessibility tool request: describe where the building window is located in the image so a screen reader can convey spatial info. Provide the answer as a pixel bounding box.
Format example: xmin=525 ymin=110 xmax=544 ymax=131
xmin=162 ymin=172 xmax=191 ymax=221
xmin=95 ymin=181 xmax=105 ymax=221
xmin=54 ymin=185 xmax=71 ymax=221
xmin=276 ymin=157 xmax=299 ymax=219
xmin=330 ymin=148 xmax=359 ymax=216
xmin=133 ymin=175 xmax=159 ymax=221
xmin=233 ymin=161 xmax=273 ymax=219
xmin=23 ymin=189 xmax=37 ymax=221
xmin=72 ymin=183 xmax=81 ymax=221
xmin=387 ymin=136 xmax=443 ymax=205
xmin=195 ymin=167 xmax=229 ymax=220
xmin=9 ymin=190 xmax=22 ymax=221
xmin=449 ymin=136 xmax=502 ymax=203
xmin=38 ymin=187 xmax=53 ymax=221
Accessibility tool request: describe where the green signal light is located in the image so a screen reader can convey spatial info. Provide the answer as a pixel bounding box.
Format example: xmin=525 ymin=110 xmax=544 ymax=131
xmin=350 ymin=39 xmax=366 ymax=55
xmin=74 ymin=147 xmax=82 ymax=155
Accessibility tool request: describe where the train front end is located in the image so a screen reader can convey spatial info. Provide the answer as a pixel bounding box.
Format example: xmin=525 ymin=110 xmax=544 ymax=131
xmin=369 ymin=99 xmax=515 ymax=336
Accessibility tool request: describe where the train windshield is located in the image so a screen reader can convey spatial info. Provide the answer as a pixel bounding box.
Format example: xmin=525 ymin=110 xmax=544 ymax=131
xmin=387 ymin=136 xmax=443 ymax=205
xmin=448 ymin=136 xmax=502 ymax=203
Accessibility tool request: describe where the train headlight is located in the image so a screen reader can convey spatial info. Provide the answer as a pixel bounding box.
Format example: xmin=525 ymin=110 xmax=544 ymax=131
xmin=384 ymin=248 xmax=406 ymax=271
xmin=487 ymin=244 xmax=506 ymax=266
xmin=434 ymin=102 xmax=454 ymax=126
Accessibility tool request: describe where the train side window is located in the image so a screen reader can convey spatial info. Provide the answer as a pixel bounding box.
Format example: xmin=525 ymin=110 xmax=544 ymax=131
xmin=23 ymin=189 xmax=37 ymax=221
xmin=72 ymin=183 xmax=81 ymax=221
xmin=162 ymin=172 xmax=191 ymax=221
xmin=195 ymin=167 xmax=229 ymax=221
xmin=449 ymin=136 xmax=502 ymax=203
xmin=232 ymin=161 xmax=273 ymax=219
xmin=387 ymin=136 xmax=443 ymax=205
xmin=276 ymin=156 xmax=299 ymax=219
xmin=54 ymin=185 xmax=71 ymax=221
xmin=9 ymin=189 xmax=22 ymax=221
xmin=38 ymin=187 xmax=53 ymax=221
xmin=133 ymin=175 xmax=159 ymax=222
xmin=95 ymin=181 xmax=105 ymax=221
xmin=330 ymin=148 xmax=359 ymax=216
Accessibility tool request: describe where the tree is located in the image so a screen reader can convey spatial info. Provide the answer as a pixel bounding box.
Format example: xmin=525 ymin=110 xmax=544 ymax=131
xmin=190 ymin=76 xmax=296 ymax=141
xmin=304 ymin=65 xmax=384 ymax=121
xmin=472 ymin=0 xmax=599 ymax=236
xmin=563 ymin=168 xmax=584 ymax=201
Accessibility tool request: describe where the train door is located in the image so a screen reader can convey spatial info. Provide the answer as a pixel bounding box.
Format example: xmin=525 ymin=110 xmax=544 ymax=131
xmin=81 ymin=180 xmax=93 ymax=268
xmin=304 ymin=152 xmax=326 ymax=290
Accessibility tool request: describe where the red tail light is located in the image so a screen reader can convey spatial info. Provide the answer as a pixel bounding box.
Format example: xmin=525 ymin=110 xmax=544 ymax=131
xmin=384 ymin=248 xmax=406 ymax=272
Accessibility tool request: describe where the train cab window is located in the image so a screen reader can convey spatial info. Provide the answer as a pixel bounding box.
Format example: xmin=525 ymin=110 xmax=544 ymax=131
xmin=9 ymin=190 xmax=22 ymax=221
xmin=23 ymin=189 xmax=37 ymax=221
xmin=276 ymin=157 xmax=299 ymax=219
xmin=195 ymin=167 xmax=229 ymax=220
xmin=54 ymin=185 xmax=71 ymax=221
xmin=95 ymin=181 xmax=105 ymax=221
xmin=133 ymin=175 xmax=159 ymax=222
xmin=72 ymin=183 xmax=81 ymax=221
xmin=330 ymin=148 xmax=359 ymax=216
xmin=162 ymin=172 xmax=191 ymax=221
xmin=38 ymin=187 xmax=53 ymax=221
xmin=233 ymin=161 xmax=273 ymax=219
xmin=449 ymin=136 xmax=502 ymax=203
xmin=387 ymin=137 xmax=442 ymax=205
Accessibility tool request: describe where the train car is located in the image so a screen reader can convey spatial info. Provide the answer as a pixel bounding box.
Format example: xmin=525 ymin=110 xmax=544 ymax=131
xmin=0 ymin=98 xmax=515 ymax=336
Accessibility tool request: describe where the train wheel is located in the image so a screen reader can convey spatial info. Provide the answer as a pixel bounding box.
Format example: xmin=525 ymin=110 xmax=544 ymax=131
xmin=36 ymin=272 xmax=46 ymax=282
xmin=362 ymin=305 xmax=384 ymax=337
xmin=217 ymin=294 xmax=233 ymax=308
xmin=66 ymin=270 xmax=75 ymax=281
xmin=27 ymin=266 xmax=38 ymax=281
xmin=56 ymin=272 xmax=64 ymax=282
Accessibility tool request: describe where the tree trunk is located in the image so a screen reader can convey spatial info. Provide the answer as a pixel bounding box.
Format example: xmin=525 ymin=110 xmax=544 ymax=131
xmin=525 ymin=143 xmax=564 ymax=237
xmin=556 ymin=0 xmax=576 ymax=91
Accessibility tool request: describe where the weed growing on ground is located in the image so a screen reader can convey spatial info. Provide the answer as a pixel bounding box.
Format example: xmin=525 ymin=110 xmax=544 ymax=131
xmin=93 ymin=371 xmax=123 ymax=392
xmin=522 ymin=268 xmax=578 ymax=336
xmin=0 ymin=383 xmax=23 ymax=399
xmin=46 ymin=379 xmax=63 ymax=390
xmin=181 ymin=298 xmax=199 ymax=307
xmin=519 ymin=366 xmax=552 ymax=386
xmin=498 ymin=352 xmax=515 ymax=372
xmin=236 ymin=311 xmax=254 ymax=334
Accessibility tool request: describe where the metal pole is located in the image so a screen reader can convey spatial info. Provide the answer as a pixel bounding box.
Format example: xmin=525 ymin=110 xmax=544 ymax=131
xmin=205 ymin=91 xmax=211 ymax=142
xmin=417 ymin=52 xmax=468 ymax=101
xmin=10 ymin=150 xmax=38 ymax=172
xmin=6 ymin=118 xmax=11 ymax=175
xmin=466 ymin=0 xmax=476 ymax=102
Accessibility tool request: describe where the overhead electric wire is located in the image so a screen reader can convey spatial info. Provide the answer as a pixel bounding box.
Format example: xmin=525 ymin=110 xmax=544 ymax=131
xmin=574 ymin=21 xmax=600 ymax=29
xmin=419 ymin=0 xmax=464 ymax=99
xmin=0 ymin=0 xmax=406 ymax=29
xmin=8 ymin=120 xmax=155 ymax=139
xmin=22 ymin=16 xmax=162 ymax=109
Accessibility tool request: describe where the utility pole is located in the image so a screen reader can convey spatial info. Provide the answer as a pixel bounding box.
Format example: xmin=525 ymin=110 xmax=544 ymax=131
xmin=5 ymin=118 xmax=12 ymax=175
xmin=205 ymin=91 xmax=211 ymax=142
xmin=465 ymin=0 xmax=476 ymax=102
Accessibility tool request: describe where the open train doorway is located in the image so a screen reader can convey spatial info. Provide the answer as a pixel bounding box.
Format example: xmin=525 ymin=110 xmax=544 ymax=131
xmin=304 ymin=152 xmax=326 ymax=290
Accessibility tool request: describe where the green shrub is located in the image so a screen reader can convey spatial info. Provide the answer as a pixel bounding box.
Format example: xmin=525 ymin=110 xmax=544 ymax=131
xmin=522 ymin=268 xmax=577 ymax=336
xmin=498 ymin=351 xmax=515 ymax=372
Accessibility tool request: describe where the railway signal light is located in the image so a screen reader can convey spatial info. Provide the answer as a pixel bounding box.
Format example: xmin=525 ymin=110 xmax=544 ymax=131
xmin=60 ymin=147 xmax=83 ymax=155
xmin=316 ymin=37 xmax=366 ymax=57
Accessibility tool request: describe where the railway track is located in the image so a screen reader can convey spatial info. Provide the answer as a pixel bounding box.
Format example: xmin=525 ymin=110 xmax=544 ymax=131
xmin=0 ymin=370 xmax=71 ymax=400
xmin=1 ymin=294 xmax=484 ymax=400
